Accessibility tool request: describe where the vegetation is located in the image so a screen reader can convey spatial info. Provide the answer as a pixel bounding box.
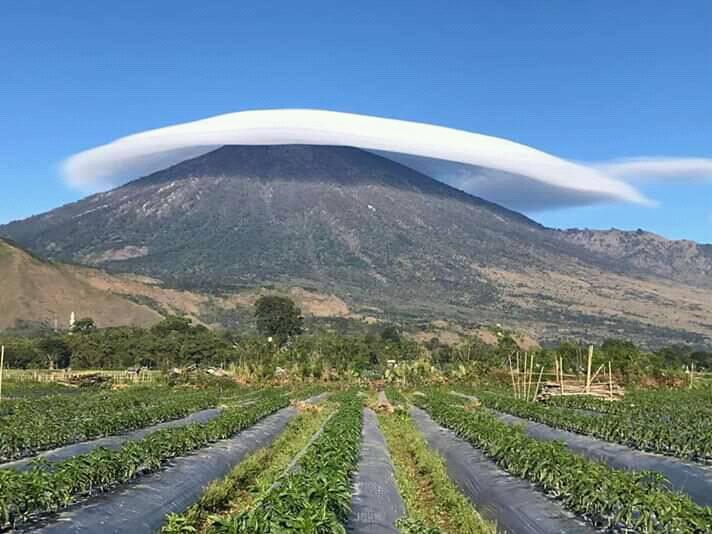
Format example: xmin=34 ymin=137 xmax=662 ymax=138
xmin=0 ymin=386 xmax=226 ymax=462
xmin=1 ymin=310 xmax=710 ymax=390
xmin=254 ymin=296 xmax=304 ymax=346
xmin=415 ymin=391 xmax=712 ymax=533
xmin=161 ymin=400 xmax=335 ymax=533
xmin=208 ymin=392 xmax=362 ymax=533
xmin=464 ymin=388 xmax=712 ymax=463
xmin=0 ymin=390 xmax=288 ymax=528
xmin=378 ymin=390 xmax=494 ymax=534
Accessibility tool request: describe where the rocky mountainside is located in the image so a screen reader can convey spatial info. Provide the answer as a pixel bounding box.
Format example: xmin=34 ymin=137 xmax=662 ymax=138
xmin=557 ymin=228 xmax=712 ymax=288
xmin=2 ymin=145 xmax=711 ymax=345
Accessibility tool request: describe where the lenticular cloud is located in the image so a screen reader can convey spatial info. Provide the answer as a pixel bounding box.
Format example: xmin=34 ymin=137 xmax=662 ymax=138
xmin=63 ymin=109 xmax=650 ymax=211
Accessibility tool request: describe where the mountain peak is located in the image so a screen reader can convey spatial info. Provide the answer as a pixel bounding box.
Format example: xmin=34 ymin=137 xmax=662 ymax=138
xmin=2 ymin=145 xmax=712 ymax=346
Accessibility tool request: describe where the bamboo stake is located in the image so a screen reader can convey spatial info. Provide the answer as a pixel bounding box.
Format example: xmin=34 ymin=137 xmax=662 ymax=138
xmin=690 ymin=362 xmax=695 ymax=388
xmin=586 ymin=345 xmax=593 ymax=394
xmin=533 ymin=365 xmax=545 ymax=402
xmin=508 ymin=354 xmax=517 ymax=399
xmin=608 ymin=361 xmax=613 ymax=400
xmin=515 ymin=352 xmax=521 ymax=399
xmin=590 ymin=364 xmax=605 ymax=385
xmin=528 ymin=353 xmax=535 ymax=401
xmin=560 ymin=356 xmax=565 ymax=395
xmin=0 ymin=345 xmax=4 ymax=403
xmin=554 ymin=357 xmax=560 ymax=388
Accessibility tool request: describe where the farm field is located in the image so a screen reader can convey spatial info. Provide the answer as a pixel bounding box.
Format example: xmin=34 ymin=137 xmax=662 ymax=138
xmin=0 ymin=380 xmax=711 ymax=533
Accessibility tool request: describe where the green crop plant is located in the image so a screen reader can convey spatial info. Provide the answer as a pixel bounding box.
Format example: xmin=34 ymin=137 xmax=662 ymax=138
xmin=208 ymin=392 xmax=362 ymax=533
xmin=0 ymin=390 xmax=288 ymax=529
xmin=161 ymin=400 xmax=336 ymax=533
xmin=0 ymin=386 xmax=236 ymax=461
xmin=377 ymin=394 xmax=494 ymax=534
xmin=460 ymin=389 xmax=712 ymax=463
xmin=416 ymin=391 xmax=712 ymax=533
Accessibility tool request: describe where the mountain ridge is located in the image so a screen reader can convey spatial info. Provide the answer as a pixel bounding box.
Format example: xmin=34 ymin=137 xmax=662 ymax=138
xmin=2 ymin=145 xmax=711 ymax=346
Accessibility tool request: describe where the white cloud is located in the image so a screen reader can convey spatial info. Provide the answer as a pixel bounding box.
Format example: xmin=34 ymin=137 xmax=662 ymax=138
xmin=62 ymin=109 xmax=651 ymax=211
xmin=595 ymin=157 xmax=712 ymax=183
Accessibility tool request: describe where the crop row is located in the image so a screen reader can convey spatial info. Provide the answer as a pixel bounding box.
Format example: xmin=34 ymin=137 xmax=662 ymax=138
xmin=415 ymin=391 xmax=712 ymax=533
xmin=468 ymin=390 xmax=712 ymax=463
xmin=0 ymin=389 xmax=288 ymax=528
xmin=545 ymin=388 xmax=712 ymax=419
xmin=0 ymin=386 xmax=232 ymax=461
xmin=380 ymin=389 xmax=493 ymax=534
xmin=209 ymin=392 xmax=362 ymax=533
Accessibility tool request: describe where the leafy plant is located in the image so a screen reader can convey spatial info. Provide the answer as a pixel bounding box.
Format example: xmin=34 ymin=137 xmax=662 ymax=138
xmin=0 ymin=386 xmax=230 ymax=462
xmin=209 ymin=392 xmax=362 ymax=533
xmin=461 ymin=388 xmax=712 ymax=463
xmin=415 ymin=391 xmax=712 ymax=533
xmin=0 ymin=390 xmax=288 ymax=529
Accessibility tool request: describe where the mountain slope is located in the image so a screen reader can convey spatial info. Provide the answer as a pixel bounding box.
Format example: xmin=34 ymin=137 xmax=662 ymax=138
xmin=2 ymin=145 xmax=711 ymax=345
xmin=557 ymin=228 xmax=712 ymax=287
xmin=0 ymin=238 xmax=162 ymax=329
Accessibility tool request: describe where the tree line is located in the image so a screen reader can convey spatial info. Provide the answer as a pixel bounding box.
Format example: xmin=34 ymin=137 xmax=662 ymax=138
xmin=0 ymin=296 xmax=710 ymax=384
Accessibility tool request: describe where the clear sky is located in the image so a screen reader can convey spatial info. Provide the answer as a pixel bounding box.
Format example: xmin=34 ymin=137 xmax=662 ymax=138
xmin=1 ymin=1 xmax=710 ymax=242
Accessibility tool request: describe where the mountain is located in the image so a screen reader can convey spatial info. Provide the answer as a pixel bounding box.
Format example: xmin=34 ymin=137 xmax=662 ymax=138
xmin=0 ymin=236 xmax=352 ymax=332
xmin=3 ymin=145 xmax=712 ymax=346
xmin=0 ymin=238 xmax=161 ymax=329
xmin=557 ymin=228 xmax=712 ymax=288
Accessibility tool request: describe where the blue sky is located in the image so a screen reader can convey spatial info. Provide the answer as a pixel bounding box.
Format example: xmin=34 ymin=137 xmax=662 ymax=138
xmin=1 ymin=1 xmax=710 ymax=242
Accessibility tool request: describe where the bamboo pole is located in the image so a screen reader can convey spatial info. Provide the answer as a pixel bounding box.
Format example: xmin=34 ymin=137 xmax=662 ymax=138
xmin=559 ymin=356 xmax=565 ymax=395
xmin=508 ymin=354 xmax=517 ymax=399
xmin=515 ymin=352 xmax=521 ymax=399
xmin=590 ymin=364 xmax=605 ymax=385
xmin=690 ymin=362 xmax=695 ymax=388
xmin=533 ymin=364 xmax=545 ymax=402
xmin=586 ymin=345 xmax=593 ymax=394
xmin=0 ymin=345 xmax=4 ymax=403
xmin=608 ymin=361 xmax=613 ymax=400
xmin=528 ymin=353 xmax=535 ymax=401
xmin=554 ymin=357 xmax=560 ymax=388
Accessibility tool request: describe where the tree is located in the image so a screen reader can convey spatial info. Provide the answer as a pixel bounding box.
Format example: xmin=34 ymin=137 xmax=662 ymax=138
xmin=151 ymin=315 xmax=193 ymax=336
xmin=71 ymin=317 xmax=96 ymax=334
xmin=37 ymin=336 xmax=71 ymax=369
xmin=254 ymin=296 xmax=303 ymax=345
xmin=380 ymin=325 xmax=401 ymax=343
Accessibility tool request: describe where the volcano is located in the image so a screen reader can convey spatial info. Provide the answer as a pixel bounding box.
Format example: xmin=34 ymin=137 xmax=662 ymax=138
xmin=3 ymin=145 xmax=712 ymax=345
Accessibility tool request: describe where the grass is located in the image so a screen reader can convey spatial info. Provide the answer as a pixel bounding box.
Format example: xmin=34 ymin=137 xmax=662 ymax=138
xmin=161 ymin=400 xmax=335 ymax=533
xmin=376 ymin=393 xmax=494 ymax=534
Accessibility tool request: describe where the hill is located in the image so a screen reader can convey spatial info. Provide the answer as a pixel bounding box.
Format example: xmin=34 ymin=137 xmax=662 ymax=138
xmin=2 ymin=145 xmax=711 ymax=346
xmin=0 ymin=237 xmax=353 ymax=332
xmin=0 ymin=238 xmax=162 ymax=329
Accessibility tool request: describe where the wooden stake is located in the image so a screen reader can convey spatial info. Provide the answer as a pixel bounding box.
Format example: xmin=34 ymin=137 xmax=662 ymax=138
xmin=528 ymin=353 xmax=535 ymax=401
xmin=608 ymin=361 xmax=613 ymax=400
xmin=590 ymin=364 xmax=605 ymax=385
xmin=586 ymin=345 xmax=593 ymax=394
xmin=560 ymin=356 xmax=565 ymax=394
xmin=533 ymin=364 xmax=545 ymax=402
xmin=0 ymin=346 xmax=5 ymax=404
xmin=690 ymin=362 xmax=695 ymax=388
xmin=554 ymin=357 xmax=560 ymax=387
xmin=508 ymin=354 xmax=517 ymax=399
